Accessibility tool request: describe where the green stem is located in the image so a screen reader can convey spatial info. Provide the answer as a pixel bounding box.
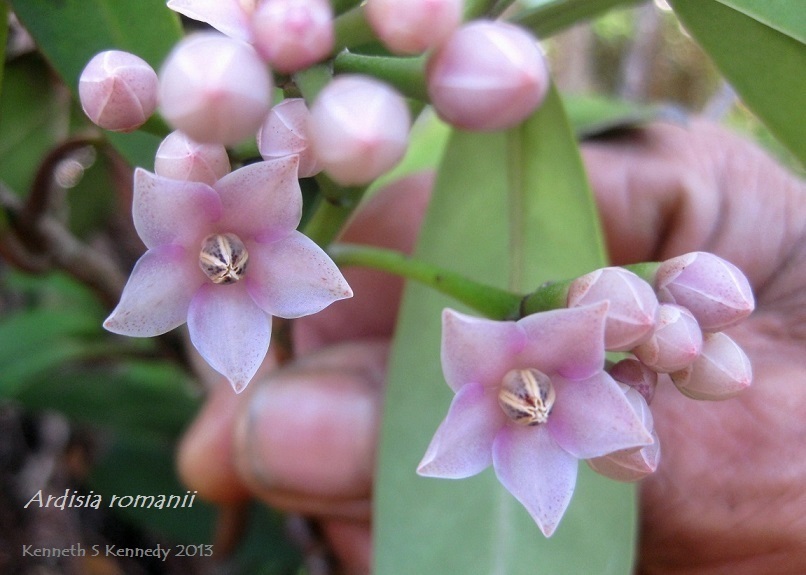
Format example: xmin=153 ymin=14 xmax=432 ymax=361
xmin=333 ymin=5 xmax=376 ymax=52
xmin=510 ymin=0 xmax=644 ymax=38
xmin=623 ymin=261 xmax=661 ymax=286
xmin=293 ymin=64 xmax=333 ymax=104
xmin=302 ymin=174 xmax=366 ymax=247
xmin=329 ymin=243 xmax=523 ymax=320
xmin=333 ymin=52 xmax=428 ymax=101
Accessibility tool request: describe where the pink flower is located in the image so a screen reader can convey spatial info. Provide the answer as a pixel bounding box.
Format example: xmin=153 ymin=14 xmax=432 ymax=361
xmin=588 ymin=385 xmax=660 ymax=482
xmin=655 ymin=251 xmax=754 ymax=331
xmin=418 ymin=305 xmax=652 ymax=536
xmin=104 ymin=157 xmax=352 ymax=392
xmin=78 ymin=50 xmax=159 ymax=132
xmin=155 ymin=130 xmax=231 ymax=186
xmin=167 ymin=0 xmax=256 ymax=42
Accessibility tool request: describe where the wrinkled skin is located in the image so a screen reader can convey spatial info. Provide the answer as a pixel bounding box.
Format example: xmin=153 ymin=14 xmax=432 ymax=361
xmin=177 ymin=120 xmax=806 ymax=574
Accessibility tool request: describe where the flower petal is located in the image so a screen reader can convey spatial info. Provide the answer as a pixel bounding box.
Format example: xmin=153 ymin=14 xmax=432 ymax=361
xmin=167 ymin=0 xmax=253 ymax=42
xmin=215 ymin=157 xmax=302 ymax=242
xmin=104 ymin=245 xmax=202 ymax=336
xmin=516 ymin=302 xmax=608 ymax=380
xmin=492 ymin=425 xmax=578 ymax=537
xmin=549 ymin=372 xmax=653 ymax=459
xmin=133 ymin=168 xmax=222 ymax=249
xmin=246 ymin=231 xmax=352 ymax=318
xmin=417 ymin=382 xmax=505 ymax=478
xmin=441 ymin=308 xmax=524 ymax=392
xmin=188 ymin=283 xmax=271 ymax=393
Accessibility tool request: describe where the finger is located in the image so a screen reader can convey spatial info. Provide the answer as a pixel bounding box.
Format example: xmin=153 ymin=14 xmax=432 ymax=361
xmin=582 ymin=119 xmax=806 ymax=293
xmin=233 ymin=340 xmax=387 ymax=519
xmin=177 ymin=380 xmax=253 ymax=503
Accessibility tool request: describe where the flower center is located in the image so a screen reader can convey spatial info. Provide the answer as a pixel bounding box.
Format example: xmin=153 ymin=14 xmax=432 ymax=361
xmin=199 ymin=233 xmax=249 ymax=285
xmin=498 ymin=368 xmax=556 ymax=426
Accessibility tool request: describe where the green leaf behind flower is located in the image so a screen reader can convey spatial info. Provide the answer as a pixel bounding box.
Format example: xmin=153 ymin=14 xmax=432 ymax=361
xmin=373 ymin=86 xmax=637 ymax=574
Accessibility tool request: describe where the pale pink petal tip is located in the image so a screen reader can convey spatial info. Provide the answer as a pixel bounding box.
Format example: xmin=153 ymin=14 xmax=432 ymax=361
xmin=187 ymin=284 xmax=272 ymax=394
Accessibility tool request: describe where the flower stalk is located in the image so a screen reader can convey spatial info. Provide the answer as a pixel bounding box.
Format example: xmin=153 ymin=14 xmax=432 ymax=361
xmin=328 ymin=243 xmax=522 ymax=319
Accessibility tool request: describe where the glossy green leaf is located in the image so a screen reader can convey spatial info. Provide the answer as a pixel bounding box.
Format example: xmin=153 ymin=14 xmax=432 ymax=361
xmin=10 ymin=0 xmax=181 ymax=165
xmin=670 ymin=0 xmax=806 ymax=166
xmin=512 ymin=0 xmax=643 ymax=38
xmin=9 ymin=0 xmax=181 ymax=93
xmin=374 ymin=86 xmax=636 ymax=574
xmin=715 ymin=0 xmax=806 ymax=44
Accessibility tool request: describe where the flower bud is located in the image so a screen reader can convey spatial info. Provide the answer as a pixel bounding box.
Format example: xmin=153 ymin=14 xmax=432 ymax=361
xmin=609 ymin=357 xmax=658 ymax=404
xmin=159 ymin=33 xmax=272 ymax=145
xmin=257 ymin=98 xmax=322 ymax=178
xmin=632 ymin=304 xmax=702 ymax=373
xmin=588 ymin=386 xmax=659 ymax=482
xmin=154 ymin=131 xmax=231 ymax=185
xmin=671 ymin=332 xmax=752 ymax=400
xmin=568 ymin=267 xmax=659 ymax=352
xmin=252 ymin=0 xmax=334 ymax=73
xmin=308 ymin=75 xmax=410 ymax=185
xmin=78 ymin=50 xmax=159 ymax=132
xmin=365 ymin=0 xmax=462 ymax=55
xmin=655 ymin=252 xmax=754 ymax=331
xmin=426 ymin=20 xmax=549 ymax=131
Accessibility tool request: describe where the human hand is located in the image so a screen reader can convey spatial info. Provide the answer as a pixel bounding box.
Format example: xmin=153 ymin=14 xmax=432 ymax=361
xmin=177 ymin=120 xmax=806 ymax=574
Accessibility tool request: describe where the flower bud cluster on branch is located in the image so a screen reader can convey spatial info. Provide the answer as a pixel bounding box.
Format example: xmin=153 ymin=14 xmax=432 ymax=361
xmin=419 ymin=251 xmax=755 ymax=535
xmin=73 ymin=0 xmax=758 ymax=541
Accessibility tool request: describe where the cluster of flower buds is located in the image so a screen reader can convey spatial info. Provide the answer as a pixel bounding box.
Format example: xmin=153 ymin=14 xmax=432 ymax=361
xmin=420 ymin=251 xmax=755 ymax=535
xmin=565 ymin=252 xmax=754 ymax=481
xmin=78 ymin=1 xmax=552 ymax=185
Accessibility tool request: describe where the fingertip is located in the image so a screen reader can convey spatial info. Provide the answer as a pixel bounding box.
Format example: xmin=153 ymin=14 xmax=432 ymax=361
xmin=177 ymin=382 xmax=252 ymax=503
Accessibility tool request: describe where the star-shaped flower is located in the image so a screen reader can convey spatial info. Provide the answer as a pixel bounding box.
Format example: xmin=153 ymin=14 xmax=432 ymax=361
xmin=104 ymin=156 xmax=352 ymax=392
xmin=418 ymin=304 xmax=653 ymax=536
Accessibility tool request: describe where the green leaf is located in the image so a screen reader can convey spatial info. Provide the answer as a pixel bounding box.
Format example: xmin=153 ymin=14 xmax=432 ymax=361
xmin=374 ymin=86 xmax=636 ymax=574
xmin=714 ymin=0 xmax=806 ymax=44
xmin=0 ymin=54 xmax=70 ymax=194
xmin=10 ymin=0 xmax=181 ymax=165
xmin=669 ymin=0 xmax=806 ymax=166
xmin=9 ymin=0 xmax=181 ymax=94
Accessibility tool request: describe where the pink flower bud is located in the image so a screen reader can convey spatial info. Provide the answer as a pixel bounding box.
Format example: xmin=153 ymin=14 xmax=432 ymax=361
xmin=588 ymin=386 xmax=660 ymax=482
xmin=671 ymin=332 xmax=752 ymax=400
xmin=78 ymin=50 xmax=159 ymax=132
xmin=655 ymin=252 xmax=754 ymax=331
xmin=308 ymin=75 xmax=410 ymax=185
xmin=632 ymin=304 xmax=703 ymax=373
xmin=257 ymin=98 xmax=322 ymax=178
xmin=252 ymin=0 xmax=334 ymax=74
xmin=568 ymin=267 xmax=659 ymax=352
xmin=426 ymin=20 xmax=550 ymax=131
xmin=365 ymin=0 xmax=462 ymax=55
xmin=154 ymin=131 xmax=231 ymax=185
xmin=159 ymin=33 xmax=272 ymax=145
xmin=609 ymin=357 xmax=658 ymax=404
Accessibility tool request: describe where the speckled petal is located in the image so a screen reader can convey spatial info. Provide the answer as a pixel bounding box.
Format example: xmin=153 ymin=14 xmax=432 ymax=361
xmin=516 ymin=302 xmax=609 ymax=380
xmin=492 ymin=425 xmax=578 ymax=537
xmin=133 ymin=168 xmax=222 ymax=249
xmin=417 ymin=382 xmax=505 ymax=478
xmin=214 ymin=157 xmax=302 ymax=242
xmin=548 ymin=372 xmax=653 ymax=460
xmin=167 ymin=0 xmax=253 ymax=42
xmin=246 ymin=231 xmax=352 ymax=318
xmin=441 ymin=309 xmax=524 ymax=392
xmin=104 ymin=245 xmax=203 ymax=336
xmin=188 ymin=283 xmax=271 ymax=393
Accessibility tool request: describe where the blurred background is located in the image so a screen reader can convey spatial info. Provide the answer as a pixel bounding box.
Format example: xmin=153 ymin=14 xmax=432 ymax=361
xmin=0 ymin=1 xmax=796 ymax=574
